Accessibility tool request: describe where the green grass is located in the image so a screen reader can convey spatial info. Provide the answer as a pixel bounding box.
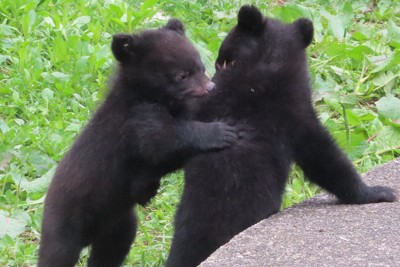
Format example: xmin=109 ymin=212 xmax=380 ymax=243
xmin=0 ymin=0 xmax=399 ymax=266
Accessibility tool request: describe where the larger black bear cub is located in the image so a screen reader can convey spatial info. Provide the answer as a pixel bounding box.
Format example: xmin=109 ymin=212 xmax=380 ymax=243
xmin=38 ymin=19 xmax=239 ymax=267
xmin=167 ymin=6 xmax=398 ymax=267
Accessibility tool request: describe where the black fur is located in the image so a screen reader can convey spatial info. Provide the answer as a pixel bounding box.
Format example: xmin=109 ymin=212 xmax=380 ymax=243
xmin=167 ymin=6 xmax=398 ymax=267
xmin=38 ymin=19 xmax=239 ymax=267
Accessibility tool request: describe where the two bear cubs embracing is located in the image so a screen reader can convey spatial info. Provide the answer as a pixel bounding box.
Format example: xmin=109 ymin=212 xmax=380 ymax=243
xmin=39 ymin=5 xmax=397 ymax=267
xmin=38 ymin=19 xmax=240 ymax=267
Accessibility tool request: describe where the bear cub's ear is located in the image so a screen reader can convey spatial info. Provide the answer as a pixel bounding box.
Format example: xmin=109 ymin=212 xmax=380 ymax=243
xmin=294 ymin=18 xmax=314 ymax=47
xmin=111 ymin=33 xmax=137 ymax=63
xmin=237 ymin=5 xmax=264 ymax=33
xmin=164 ymin=19 xmax=185 ymax=35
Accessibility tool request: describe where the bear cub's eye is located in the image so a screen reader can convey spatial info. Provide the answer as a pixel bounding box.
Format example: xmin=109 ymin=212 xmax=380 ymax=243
xmin=175 ymin=72 xmax=188 ymax=82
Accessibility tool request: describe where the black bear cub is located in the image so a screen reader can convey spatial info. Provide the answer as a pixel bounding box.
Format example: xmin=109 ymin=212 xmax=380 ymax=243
xmin=38 ymin=19 xmax=239 ymax=267
xmin=167 ymin=6 xmax=398 ymax=267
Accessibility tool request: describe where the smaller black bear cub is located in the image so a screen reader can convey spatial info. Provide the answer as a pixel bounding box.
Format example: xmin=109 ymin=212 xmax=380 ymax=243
xmin=38 ymin=19 xmax=239 ymax=267
xmin=167 ymin=6 xmax=398 ymax=267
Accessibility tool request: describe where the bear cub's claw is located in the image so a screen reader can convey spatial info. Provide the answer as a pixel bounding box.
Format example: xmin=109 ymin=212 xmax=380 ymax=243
xmin=344 ymin=185 xmax=398 ymax=204
xmin=366 ymin=185 xmax=398 ymax=203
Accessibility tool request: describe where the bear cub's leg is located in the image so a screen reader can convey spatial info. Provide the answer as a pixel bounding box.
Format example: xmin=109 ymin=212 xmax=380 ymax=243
xmin=87 ymin=210 xmax=137 ymax=267
xmin=293 ymin=119 xmax=398 ymax=204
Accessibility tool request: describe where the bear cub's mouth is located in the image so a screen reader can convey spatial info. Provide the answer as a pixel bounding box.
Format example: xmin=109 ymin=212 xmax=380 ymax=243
xmin=216 ymin=60 xmax=236 ymax=71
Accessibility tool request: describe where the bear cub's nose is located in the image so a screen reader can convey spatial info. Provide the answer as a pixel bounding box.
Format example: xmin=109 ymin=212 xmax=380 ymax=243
xmin=206 ymin=82 xmax=216 ymax=92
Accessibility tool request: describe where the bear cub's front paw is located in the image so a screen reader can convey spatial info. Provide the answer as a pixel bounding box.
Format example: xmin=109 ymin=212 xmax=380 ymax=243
xmin=345 ymin=185 xmax=399 ymax=204
xmin=203 ymin=121 xmax=240 ymax=150
xmin=364 ymin=185 xmax=398 ymax=203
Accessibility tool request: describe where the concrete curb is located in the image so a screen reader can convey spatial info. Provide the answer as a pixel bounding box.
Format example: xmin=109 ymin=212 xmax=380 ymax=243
xmin=200 ymin=158 xmax=400 ymax=267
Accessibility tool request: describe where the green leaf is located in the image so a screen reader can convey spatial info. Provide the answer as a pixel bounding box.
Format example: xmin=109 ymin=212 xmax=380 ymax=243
xmin=42 ymin=88 xmax=54 ymax=102
xmin=323 ymin=91 xmax=341 ymax=110
xmin=387 ymin=19 xmax=400 ymax=48
xmin=333 ymin=131 xmax=368 ymax=159
xmin=20 ymin=166 xmax=56 ymax=194
xmin=76 ymin=56 xmax=90 ymax=71
xmin=65 ymin=120 xmax=83 ymax=132
xmin=73 ymin=16 xmax=91 ymax=27
xmin=340 ymin=94 xmax=358 ymax=109
xmin=21 ymin=10 xmax=36 ymax=35
xmin=371 ymin=71 xmax=398 ymax=94
xmin=96 ymin=44 xmax=110 ymax=61
xmin=374 ymin=125 xmax=400 ymax=151
xmin=371 ymin=50 xmax=400 ymax=73
xmin=277 ymin=4 xmax=311 ymax=22
xmin=52 ymin=71 xmax=70 ymax=81
xmin=321 ymin=10 xmax=345 ymax=41
xmin=291 ymin=178 xmax=303 ymax=194
xmin=44 ymin=16 xmax=55 ymax=27
xmin=0 ymin=119 xmax=10 ymax=134
xmin=140 ymin=0 xmax=159 ymax=11
xmin=0 ymin=211 xmax=28 ymax=238
xmin=375 ymin=94 xmax=400 ymax=121
xmin=27 ymin=150 xmax=56 ymax=175
xmin=341 ymin=2 xmax=354 ymax=28
xmin=352 ymin=31 xmax=367 ymax=41
xmin=352 ymin=109 xmax=376 ymax=122
xmin=345 ymin=109 xmax=362 ymax=126
xmin=346 ymin=45 xmax=372 ymax=61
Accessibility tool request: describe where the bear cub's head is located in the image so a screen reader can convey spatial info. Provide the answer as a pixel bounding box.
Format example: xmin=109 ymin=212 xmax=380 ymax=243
xmin=112 ymin=19 xmax=215 ymax=105
xmin=215 ymin=5 xmax=313 ymax=76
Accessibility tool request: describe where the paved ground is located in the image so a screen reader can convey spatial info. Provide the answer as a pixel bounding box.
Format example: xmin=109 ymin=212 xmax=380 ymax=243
xmin=200 ymin=158 xmax=400 ymax=267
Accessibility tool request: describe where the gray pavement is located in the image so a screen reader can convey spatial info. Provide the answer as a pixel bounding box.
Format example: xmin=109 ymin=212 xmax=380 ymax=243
xmin=200 ymin=158 xmax=400 ymax=267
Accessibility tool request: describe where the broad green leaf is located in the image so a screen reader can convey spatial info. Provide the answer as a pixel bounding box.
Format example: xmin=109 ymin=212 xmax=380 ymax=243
xmin=65 ymin=120 xmax=83 ymax=133
xmin=379 ymin=117 xmax=400 ymax=128
xmin=333 ymin=131 xmax=367 ymax=159
xmin=374 ymin=125 xmax=400 ymax=151
xmin=330 ymin=66 xmax=350 ymax=76
xmin=22 ymin=10 xmax=36 ymax=35
xmin=0 ymin=55 xmax=11 ymax=65
xmin=323 ymin=91 xmax=341 ymax=110
xmin=42 ymin=88 xmax=54 ymax=102
xmin=0 ymin=211 xmax=27 ymax=238
xmin=345 ymin=109 xmax=362 ymax=126
xmin=14 ymin=118 xmax=24 ymax=126
xmin=387 ymin=19 xmax=400 ymax=48
xmin=325 ymin=41 xmax=347 ymax=58
xmin=44 ymin=17 xmax=55 ymax=27
xmin=348 ymin=134 xmax=368 ymax=159
xmin=346 ymin=45 xmax=372 ymax=61
xmin=341 ymin=2 xmax=354 ymax=27
xmin=0 ymin=153 xmax=13 ymax=169
xmin=52 ymin=71 xmax=70 ymax=81
xmin=73 ymin=16 xmax=91 ymax=27
xmin=340 ymin=94 xmax=358 ymax=109
xmin=109 ymin=4 xmax=123 ymax=16
xmin=96 ymin=44 xmax=110 ymax=61
xmin=371 ymin=71 xmax=398 ymax=94
xmin=10 ymin=170 xmax=26 ymax=184
xmin=371 ymin=50 xmax=400 ymax=73
xmin=352 ymin=109 xmax=376 ymax=122
xmin=140 ymin=0 xmax=159 ymax=11
xmin=0 ymin=119 xmax=9 ymax=134
xmin=352 ymin=31 xmax=367 ymax=41
xmin=20 ymin=166 xmax=56 ymax=194
xmin=321 ymin=10 xmax=345 ymax=41
xmin=276 ymin=4 xmax=311 ymax=22
xmin=27 ymin=150 xmax=56 ymax=175
xmin=375 ymin=94 xmax=400 ymax=121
